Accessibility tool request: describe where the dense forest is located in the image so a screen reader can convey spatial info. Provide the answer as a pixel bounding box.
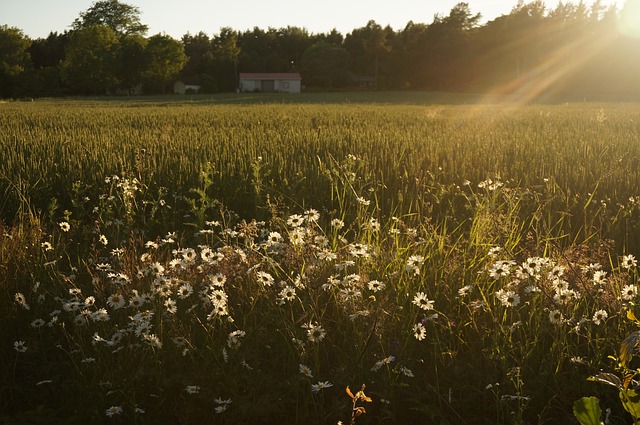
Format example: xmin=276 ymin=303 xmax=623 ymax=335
xmin=1 ymin=0 xmax=639 ymax=99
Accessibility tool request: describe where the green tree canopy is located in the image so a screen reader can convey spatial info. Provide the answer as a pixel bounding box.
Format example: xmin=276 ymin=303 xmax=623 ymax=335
xmin=0 ymin=25 xmax=32 ymax=97
xmin=301 ymin=41 xmax=351 ymax=88
xmin=143 ymin=34 xmax=187 ymax=94
xmin=61 ymin=25 xmax=120 ymax=95
xmin=118 ymin=34 xmax=148 ymax=91
xmin=72 ymin=0 xmax=148 ymax=37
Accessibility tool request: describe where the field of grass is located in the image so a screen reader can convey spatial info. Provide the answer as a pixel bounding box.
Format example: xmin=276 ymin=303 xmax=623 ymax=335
xmin=3 ymin=94 xmax=640 ymax=424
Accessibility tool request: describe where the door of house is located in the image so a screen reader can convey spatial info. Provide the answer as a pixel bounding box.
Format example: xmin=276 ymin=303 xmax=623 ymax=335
xmin=260 ymin=80 xmax=275 ymax=92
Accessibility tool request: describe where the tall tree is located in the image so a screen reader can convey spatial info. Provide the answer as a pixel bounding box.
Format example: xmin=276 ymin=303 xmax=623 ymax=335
xmin=61 ymin=25 xmax=120 ymax=95
xmin=344 ymin=20 xmax=391 ymax=88
xmin=0 ymin=25 xmax=32 ymax=97
xmin=182 ymin=32 xmax=214 ymax=77
xmin=420 ymin=2 xmax=481 ymax=90
xmin=301 ymin=41 xmax=350 ymax=88
xmin=143 ymin=34 xmax=187 ymax=94
xmin=118 ymin=34 xmax=147 ymax=92
xmin=72 ymin=0 xmax=148 ymax=37
xmin=211 ymin=27 xmax=240 ymax=91
xmin=29 ymin=32 xmax=68 ymax=69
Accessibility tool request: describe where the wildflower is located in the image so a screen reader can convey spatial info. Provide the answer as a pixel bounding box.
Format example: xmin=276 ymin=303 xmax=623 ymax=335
xmin=149 ymin=262 xmax=165 ymax=275
xmin=489 ymin=261 xmax=513 ymax=279
xmin=209 ymin=289 xmax=228 ymax=306
xmin=622 ymin=254 xmax=638 ymax=270
xmin=548 ymin=265 xmax=565 ymax=281
xmin=622 ymin=284 xmax=638 ymax=301
xmin=412 ymin=292 xmax=434 ymax=311
xmin=287 ymin=214 xmax=305 ymax=228
xmin=99 ymin=235 xmax=108 ymax=246
xmin=407 ymin=255 xmax=425 ymax=269
xmin=592 ymin=309 xmax=608 ymax=325
xmin=311 ymin=381 xmax=333 ymax=393
xmin=371 ymin=355 xmax=395 ymax=371
xmin=214 ymin=397 xmax=232 ymax=413
xmin=488 ymin=246 xmax=503 ymax=256
xmin=522 ymin=257 xmax=543 ymax=277
xmin=549 ymin=310 xmax=564 ymax=325
xmin=458 ymin=285 xmax=473 ymax=297
xmin=251 ymin=270 xmax=274 ymax=287
xmin=177 ymin=283 xmax=193 ymax=299
xmin=41 ymin=241 xmax=53 ymax=251
xmin=14 ymin=292 xmax=30 ymax=310
xmin=413 ymin=323 xmax=426 ymax=341
xmin=318 ymin=249 xmax=338 ymax=261
xmin=356 ymin=196 xmax=370 ymax=206
xmin=348 ymin=243 xmax=370 ymax=258
xmin=143 ymin=333 xmax=162 ymax=349
xmin=105 ymin=406 xmax=123 ymax=417
xmin=164 ymin=299 xmax=177 ymax=314
xmin=299 ymin=364 xmax=313 ymax=378
xmin=592 ymin=270 xmax=607 ymax=285
xmin=96 ymin=263 xmax=112 ymax=272
xmin=59 ymin=222 xmax=70 ymax=232
xmin=331 ymin=218 xmax=345 ymax=229
xmin=278 ymin=286 xmax=296 ymax=302
xmin=304 ymin=208 xmax=320 ymax=223
xmin=290 ymin=227 xmax=307 ymax=246
xmin=367 ymin=280 xmax=385 ymax=292
xmin=306 ymin=323 xmax=327 ymax=343
xmin=400 ymin=366 xmax=415 ymax=378
xmin=210 ymin=273 xmax=227 ymax=287
xmin=107 ymin=294 xmax=126 ymax=309
xmin=92 ymin=308 xmax=110 ymax=322
xmin=497 ymin=290 xmax=520 ymax=307
xmin=31 ymin=318 xmax=45 ymax=328
xmin=551 ymin=279 xmax=569 ymax=292
xmin=227 ymin=330 xmax=246 ymax=349
xmin=185 ymin=385 xmax=200 ymax=394
xmin=13 ymin=341 xmax=27 ymax=353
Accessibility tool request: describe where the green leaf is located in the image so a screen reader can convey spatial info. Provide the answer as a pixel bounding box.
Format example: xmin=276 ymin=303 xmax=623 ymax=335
xmin=620 ymin=389 xmax=640 ymax=420
xmin=588 ymin=372 xmax=622 ymax=388
xmin=620 ymin=332 xmax=640 ymax=367
xmin=573 ymin=397 xmax=602 ymax=425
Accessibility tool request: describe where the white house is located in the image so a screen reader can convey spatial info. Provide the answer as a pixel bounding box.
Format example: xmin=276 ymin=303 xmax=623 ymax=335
xmin=239 ymin=73 xmax=302 ymax=93
xmin=174 ymin=80 xmax=202 ymax=95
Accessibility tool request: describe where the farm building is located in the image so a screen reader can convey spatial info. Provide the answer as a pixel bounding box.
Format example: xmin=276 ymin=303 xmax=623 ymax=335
xmin=174 ymin=79 xmax=202 ymax=95
xmin=239 ymin=73 xmax=302 ymax=93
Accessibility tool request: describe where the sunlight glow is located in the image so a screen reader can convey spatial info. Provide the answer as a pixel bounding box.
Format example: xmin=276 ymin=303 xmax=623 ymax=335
xmin=618 ymin=0 xmax=640 ymax=39
xmin=480 ymin=27 xmax=619 ymax=104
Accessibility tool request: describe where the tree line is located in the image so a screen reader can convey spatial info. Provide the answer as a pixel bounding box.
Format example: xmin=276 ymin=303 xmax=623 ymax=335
xmin=1 ymin=0 xmax=639 ymax=99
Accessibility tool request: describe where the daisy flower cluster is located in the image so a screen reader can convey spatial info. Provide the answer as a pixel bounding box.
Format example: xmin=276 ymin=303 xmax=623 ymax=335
xmin=5 ymin=170 xmax=640 ymax=424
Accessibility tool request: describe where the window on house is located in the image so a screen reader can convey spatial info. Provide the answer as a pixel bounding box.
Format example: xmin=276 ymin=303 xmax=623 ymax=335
xmin=283 ymin=82 xmax=290 ymax=89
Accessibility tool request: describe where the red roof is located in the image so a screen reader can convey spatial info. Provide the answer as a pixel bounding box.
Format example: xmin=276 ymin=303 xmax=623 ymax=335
xmin=239 ymin=73 xmax=301 ymax=80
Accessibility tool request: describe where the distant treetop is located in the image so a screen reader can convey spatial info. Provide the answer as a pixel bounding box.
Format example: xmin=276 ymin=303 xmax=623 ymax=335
xmin=72 ymin=0 xmax=148 ymax=37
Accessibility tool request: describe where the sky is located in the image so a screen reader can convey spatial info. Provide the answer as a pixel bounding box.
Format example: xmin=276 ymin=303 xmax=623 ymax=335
xmin=0 ymin=0 xmax=620 ymax=40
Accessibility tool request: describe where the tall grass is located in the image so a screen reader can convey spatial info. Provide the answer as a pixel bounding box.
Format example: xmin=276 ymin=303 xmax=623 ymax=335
xmin=2 ymin=97 xmax=640 ymax=423
xmin=2 ymin=100 xmax=640 ymax=246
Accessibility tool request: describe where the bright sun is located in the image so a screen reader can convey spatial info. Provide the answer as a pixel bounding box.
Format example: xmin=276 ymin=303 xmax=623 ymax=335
xmin=618 ymin=0 xmax=640 ymax=39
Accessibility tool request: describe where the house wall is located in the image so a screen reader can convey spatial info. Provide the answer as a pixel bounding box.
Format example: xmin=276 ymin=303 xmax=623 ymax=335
xmin=239 ymin=79 xmax=301 ymax=93
xmin=174 ymin=81 xmax=202 ymax=94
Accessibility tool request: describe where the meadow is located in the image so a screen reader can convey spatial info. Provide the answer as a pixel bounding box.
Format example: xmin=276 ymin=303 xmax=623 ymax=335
xmin=3 ymin=93 xmax=640 ymax=424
